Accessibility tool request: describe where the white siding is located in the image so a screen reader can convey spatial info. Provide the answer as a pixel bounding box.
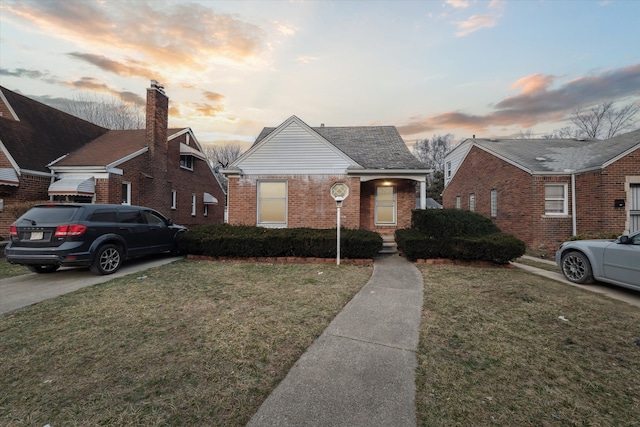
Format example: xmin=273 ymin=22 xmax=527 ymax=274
xmin=444 ymin=139 xmax=473 ymax=187
xmin=236 ymin=121 xmax=356 ymax=174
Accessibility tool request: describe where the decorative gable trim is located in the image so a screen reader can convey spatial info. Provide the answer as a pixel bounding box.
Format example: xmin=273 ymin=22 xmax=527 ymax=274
xmin=0 ymin=140 xmax=21 ymax=172
xmin=0 ymin=89 xmax=19 ymax=121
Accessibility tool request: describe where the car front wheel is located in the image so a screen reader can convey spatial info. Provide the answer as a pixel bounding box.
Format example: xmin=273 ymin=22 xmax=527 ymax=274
xmin=90 ymin=244 xmax=122 ymax=275
xmin=561 ymin=251 xmax=594 ymax=284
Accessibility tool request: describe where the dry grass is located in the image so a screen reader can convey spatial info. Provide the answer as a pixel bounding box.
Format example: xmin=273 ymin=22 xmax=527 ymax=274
xmin=415 ymin=264 xmax=640 ymax=427
xmin=0 ymin=259 xmax=372 ymax=426
xmin=0 ymin=257 xmax=29 ymax=278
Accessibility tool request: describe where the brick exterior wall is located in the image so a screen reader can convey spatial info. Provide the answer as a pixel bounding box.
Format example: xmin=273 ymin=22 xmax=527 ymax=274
xmin=0 ymin=84 xmax=225 ymax=237
xmin=228 ymin=174 xmax=416 ymax=234
xmin=0 ymin=173 xmax=51 ymax=238
xmin=443 ymin=145 xmax=640 ymax=251
xmin=360 ymin=180 xmax=415 ymax=235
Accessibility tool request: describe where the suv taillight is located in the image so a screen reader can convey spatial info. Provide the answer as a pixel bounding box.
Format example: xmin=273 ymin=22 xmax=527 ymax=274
xmin=54 ymin=224 xmax=87 ymax=237
xmin=10 ymin=225 xmax=17 ymax=237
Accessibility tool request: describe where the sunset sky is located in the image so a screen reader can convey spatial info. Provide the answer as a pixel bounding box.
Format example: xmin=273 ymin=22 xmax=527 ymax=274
xmin=1 ymin=0 xmax=639 ymax=150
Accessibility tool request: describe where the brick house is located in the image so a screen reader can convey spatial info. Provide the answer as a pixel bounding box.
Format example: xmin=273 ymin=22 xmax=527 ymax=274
xmin=222 ymin=115 xmax=431 ymax=236
xmin=442 ymin=130 xmax=640 ymax=251
xmin=0 ymin=81 xmax=225 ymax=236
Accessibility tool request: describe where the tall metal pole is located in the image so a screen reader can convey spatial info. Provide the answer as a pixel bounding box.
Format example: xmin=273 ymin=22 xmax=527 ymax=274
xmin=336 ymin=205 xmax=341 ymax=266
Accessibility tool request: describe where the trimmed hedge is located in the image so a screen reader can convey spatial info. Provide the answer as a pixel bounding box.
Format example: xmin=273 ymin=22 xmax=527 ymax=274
xmin=396 ymin=209 xmax=526 ymax=264
xmin=177 ymin=224 xmax=382 ymax=259
xmin=412 ymin=208 xmax=500 ymax=239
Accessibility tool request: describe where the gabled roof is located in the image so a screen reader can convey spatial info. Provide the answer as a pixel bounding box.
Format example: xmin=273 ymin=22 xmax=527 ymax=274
xmin=254 ymin=116 xmax=427 ymax=170
xmin=0 ymin=86 xmax=108 ymax=173
xmin=52 ymin=128 xmax=186 ymax=168
xmin=469 ymin=129 xmax=640 ymax=174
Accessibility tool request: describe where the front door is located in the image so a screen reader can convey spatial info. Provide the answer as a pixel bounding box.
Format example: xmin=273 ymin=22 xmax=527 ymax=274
xmin=375 ymin=185 xmax=396 ymax=226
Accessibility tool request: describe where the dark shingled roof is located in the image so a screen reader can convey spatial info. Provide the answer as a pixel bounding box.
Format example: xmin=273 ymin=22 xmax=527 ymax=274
xmin=54 ymin=128 xmax=183 ymax=166
xmin=472 ymin=129 xmax=640 ymax=173
xmin=255 ymin=125 xmax=428 ymax=170
xmin=0 ymin=86 xmax=109 ymax=172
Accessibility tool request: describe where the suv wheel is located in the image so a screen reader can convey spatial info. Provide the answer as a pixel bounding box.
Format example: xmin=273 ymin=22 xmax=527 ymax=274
xmin=90 ymin=244 xmax=123 ymax=275
xmin=27 ymin=265 xmax=60 ymax=274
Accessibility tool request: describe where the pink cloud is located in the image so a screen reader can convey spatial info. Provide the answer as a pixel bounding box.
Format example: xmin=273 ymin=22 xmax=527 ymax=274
xmin=511 ymin=73 xmax=556 ymax=95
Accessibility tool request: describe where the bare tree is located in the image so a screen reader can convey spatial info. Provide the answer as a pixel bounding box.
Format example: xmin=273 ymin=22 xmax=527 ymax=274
xmin=541 ymin=126 xmax=581 ymax=139
xmin=517 ymin=129 xmax=535 ymax=139
xmin=202 ymin=143 xmax=243 ymax=170
xmin=58 ymin=93 xmax=145 ymax=130
xmin=570 ymin=101 xmax=639 ymax=139
xmin=413 ymin=133 xmax=454 ymax=172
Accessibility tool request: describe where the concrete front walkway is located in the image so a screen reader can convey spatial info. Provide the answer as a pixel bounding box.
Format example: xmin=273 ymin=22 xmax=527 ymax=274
xmin=247 ymin=254 xmax=424 ymax=426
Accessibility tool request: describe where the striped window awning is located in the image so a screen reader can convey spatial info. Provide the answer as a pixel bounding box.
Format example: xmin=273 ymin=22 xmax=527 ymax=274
xmin=48 ymin=177 xmax=95 ymax=196
xmin=0 ymin=168 xmax=19 ymax=186
xmin=203 ymin=192 xmax=218 ymax=205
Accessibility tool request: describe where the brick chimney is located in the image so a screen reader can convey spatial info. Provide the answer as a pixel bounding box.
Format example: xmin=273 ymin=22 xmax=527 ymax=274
xmin=145 ymin=80 xmax=168 ymax=156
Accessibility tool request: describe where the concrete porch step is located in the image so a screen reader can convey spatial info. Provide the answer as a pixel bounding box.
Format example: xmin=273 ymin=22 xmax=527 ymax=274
xmin=379 ymin=235 xmax=398 ymax=254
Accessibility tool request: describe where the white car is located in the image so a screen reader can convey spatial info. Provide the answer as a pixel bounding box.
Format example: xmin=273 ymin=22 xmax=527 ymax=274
xmin=556 ymin=230 xmax=640 ymax=291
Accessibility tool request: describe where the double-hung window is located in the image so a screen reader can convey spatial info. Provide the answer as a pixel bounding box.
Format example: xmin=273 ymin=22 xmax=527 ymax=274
xmin=469 ymin=193 xmax=475 ymax=212
xmin=545 ymin=184 xmax=568 ymax=215
xmin=180 ymin=155 xmax=194 ymax=170
xmin=258 ymin=181 xmax=287 ymax=227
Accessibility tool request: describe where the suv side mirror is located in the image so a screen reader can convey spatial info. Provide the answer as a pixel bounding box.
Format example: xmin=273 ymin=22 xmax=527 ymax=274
xmin=167 ymin=218 xmax=174 ymax=226
xmin=618 ymin=235 xmax=630 ymax=244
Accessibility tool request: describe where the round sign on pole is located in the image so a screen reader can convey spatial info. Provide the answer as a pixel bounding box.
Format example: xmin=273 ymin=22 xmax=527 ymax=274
xmin=330 ymin=182 xmax=349 ymax=200
xmin=330 ymin=183 xmax=348 ymax=266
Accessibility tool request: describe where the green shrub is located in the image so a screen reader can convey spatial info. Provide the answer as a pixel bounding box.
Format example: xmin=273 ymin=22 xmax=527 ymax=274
xmin=395 ymin=229 xmax=447 ymax=261
xmin=411 ymin=208 xmax=500 ymax=239
xmin=398 ymin=210 xmax=526 ymax=263
xmin=451 ymin=233 xmax=526 ymax=264
xmin=177 ymin=224 xmax=382 ymax=259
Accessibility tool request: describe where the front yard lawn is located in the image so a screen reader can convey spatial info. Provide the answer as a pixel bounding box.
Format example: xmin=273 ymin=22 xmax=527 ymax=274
xmin=0 ymin=259 xmax=372 ymax=426
xmin=2 ymin=259 xmax=638 ymax=426
xmin=416 ymin=264 xmax=640 ymax=426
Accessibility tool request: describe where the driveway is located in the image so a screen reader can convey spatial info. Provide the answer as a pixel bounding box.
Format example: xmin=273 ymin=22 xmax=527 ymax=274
xmin=514 ymin=256 xmax=640 ymax=308
xmin=0 ymin=255 xmax=182 ymax=315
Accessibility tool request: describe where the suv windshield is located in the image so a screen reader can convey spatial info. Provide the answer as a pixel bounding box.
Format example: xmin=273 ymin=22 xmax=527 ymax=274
xmin=17 ymin=206 xmax=80 ymax=224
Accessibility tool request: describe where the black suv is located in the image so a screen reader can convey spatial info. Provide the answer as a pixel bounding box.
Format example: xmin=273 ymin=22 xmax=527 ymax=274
xmin=5 ymin=204 xmax=186 ymax=275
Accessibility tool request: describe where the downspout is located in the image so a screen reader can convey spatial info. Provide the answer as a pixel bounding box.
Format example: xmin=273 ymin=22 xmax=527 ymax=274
xmin=571 ymin=172 xmax=577 ymax=236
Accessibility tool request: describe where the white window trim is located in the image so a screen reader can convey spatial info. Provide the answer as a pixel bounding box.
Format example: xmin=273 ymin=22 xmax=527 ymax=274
xmin=257 ymin=180 xmax=288 ymax=228
xmin=469 ymin=193 xmax=475 ymax=212
xmin=191 ymin=193 xmax=196 ymax=216
xmin=204 ymin=204 xmax=208 ymax=217
xmin=171 ymin=190 xmax=177 ymax=210
xmin=544 ymin=183 xmax=568 ymax=215
xmin=456 ymin=195 xmax=461 ymax=209
xmin=375 ymin=185 xmax=397 ymax=226
xmin=180 ymin=155 xmax=194 ymax=171
xmin=122 ymin=181 xmax=131 ymax=205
